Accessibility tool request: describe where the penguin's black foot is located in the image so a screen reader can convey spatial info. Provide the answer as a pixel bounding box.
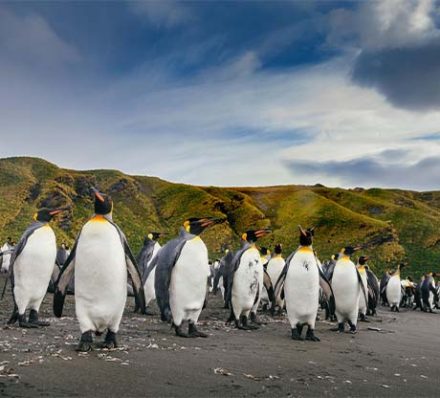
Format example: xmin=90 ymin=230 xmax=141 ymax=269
xmin=249 ymin=312 xmax=262 ymax=325
xmin=395 ymin=307 xmax=400 ymax=312
xmin=237 ymin=316 xmax=259 ymax=330
xmin=101 ymin=330 xmax=118 ymax=349
xmin=348 ymin=321 xmax=357 ymax=334
xmin=7 ymin=309 xmax=19 ymax=325
xmin=337 ymin=322 xmax=345 ymax=333
xmin=305 ymin=328 xmax=320 ymax=342
xmin=18 ymin=314 xmax=39 ymax=328
xmin=28 ymin=310 xmax=50 ymax=327
xmin=188 ymin=323 xmax=208 ymax=338
xmin=291 ymin=327 xmax=304 ymax=341
xmin=76 ymin=331 xmax=93 ymax=352
xmin=143 ymin=307 xmax=155 ymax=316
xmin=359 ymin=313 xmax=369 ymax=323
xmin=174 ymin=324 xmax=189 ymax=338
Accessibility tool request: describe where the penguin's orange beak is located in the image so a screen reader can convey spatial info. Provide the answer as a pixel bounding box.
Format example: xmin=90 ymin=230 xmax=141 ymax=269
xmin=91 ymin=187 xmax=105 ymax=202
xmin=255 ymin=228 xmax=271 ymax=238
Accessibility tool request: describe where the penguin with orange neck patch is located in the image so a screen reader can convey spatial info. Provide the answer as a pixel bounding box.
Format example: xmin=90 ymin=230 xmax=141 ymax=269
xmin=154 ymin=217 xmax=222 ymax=337
xmin=226 ymin=229 xmax=271 ymax=330
xmin=332 ymin=246 xmax=367 ymax=333
xmin=275 ymin=226 xmax=334 ymax=341
xmin=54 ymin=187 xmax=145 ymax=351
xmin=6 ymin=207 xmax=66 ymax=328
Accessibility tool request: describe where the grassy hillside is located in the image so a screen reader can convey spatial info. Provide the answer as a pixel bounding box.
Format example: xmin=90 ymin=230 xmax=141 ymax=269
xmin=1 ymin=156 xmax=439 ymax=278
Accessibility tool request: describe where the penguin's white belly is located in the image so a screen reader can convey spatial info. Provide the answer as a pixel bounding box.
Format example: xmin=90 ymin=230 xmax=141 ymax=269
xmin=169 ymin=238 xmax=209 ymax=322
xmin=332 ymin=262 xmax=360 ymax=318
xmin=285 ymin=252 xmax=319 ymax=325
xmin=232 ymin=249 xmax=262 ymax=313
xmin=75 ymin=220 xmax=127 ymax=332
xmin=14 ymin=226 xmax=56 ymax=307
xmin=358 ymin=272 xmax=368 ymax=314
xmin=386 ymin=276 xmax=401 ymax=306
xmin=267 ymin=258 xmax=285 ymax=287
xmin=1 ymin=252 xmax=11 ymax=273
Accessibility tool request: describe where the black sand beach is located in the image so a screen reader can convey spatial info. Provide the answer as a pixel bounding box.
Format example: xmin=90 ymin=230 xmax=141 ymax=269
xmin=1 ymin=276 xmax=439 ymax=397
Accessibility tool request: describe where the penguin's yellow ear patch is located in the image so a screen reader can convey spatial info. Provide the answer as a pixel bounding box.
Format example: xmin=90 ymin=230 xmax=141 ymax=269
xmin=183 ymin=220 xmax=190 ymax=232
xmin=148 ymin=233 xmax=153 ymax=240
xmin=242 ymin=233 xmax=247 ymax=241
xmin=33 ymin=213 xmax=37 ymax=221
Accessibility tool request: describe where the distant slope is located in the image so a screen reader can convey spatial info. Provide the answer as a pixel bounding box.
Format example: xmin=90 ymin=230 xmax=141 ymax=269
xmin=1 ymin=156 xmax=439 ymax=277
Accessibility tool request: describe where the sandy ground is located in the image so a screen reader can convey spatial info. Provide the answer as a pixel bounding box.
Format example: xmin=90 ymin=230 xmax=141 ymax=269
xmin=1 ymin=274 xmax=439 ymax=397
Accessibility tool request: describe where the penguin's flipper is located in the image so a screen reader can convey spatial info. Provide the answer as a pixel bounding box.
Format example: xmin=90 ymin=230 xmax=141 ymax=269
xmin=53 ymin=240 xmax=78 ymax=318
xmin=123 ymin=240 xmax=146 ymax=314
xmin=355 ymin=267 xmax=368 ymax=307
xmin=142 ymin=254 xmax=159 ymax=286
xmin=263 ymin=269 xmax=275 ymax=303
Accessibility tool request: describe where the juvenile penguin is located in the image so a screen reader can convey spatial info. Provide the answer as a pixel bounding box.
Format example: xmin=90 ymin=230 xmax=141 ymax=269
xmin=266 ymin=244 xmax=285 ymax=313
xmin=213 ymin=249 xmax=234 ymax=307
xmin=154 ymin=217 xmax=221 ymax=337
xmin=7 ymin=208 xmax=65 ymax=328
xmin=135 ymin=232 xmax=162 ymax=314
xmin=357 ymin=256 xmax=369 ymax=322
xmin=276 ymin=227 xmax=333 ymax=341
xmin=385 ymin=263 xmax=404 ymax=312
xmin=331 ymin=246 xmax=367 ymax=333
xmin=225 ymin=229 xmax=271 ymax=330
xmin=54 ymin=188 xmax=145 ymax=351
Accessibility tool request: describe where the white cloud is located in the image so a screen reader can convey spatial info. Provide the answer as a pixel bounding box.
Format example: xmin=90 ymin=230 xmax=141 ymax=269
xmin=129 ymin=0 xmax=194 ymax=28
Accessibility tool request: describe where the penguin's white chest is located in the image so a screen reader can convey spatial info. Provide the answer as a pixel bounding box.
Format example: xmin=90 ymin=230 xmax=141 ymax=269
xmin=267 ymin=257 xmax=285 ymax=286
xmin=358 ymin=270 xmax=368 ymax=312
xmin=75 ymin=219 xmax=127 ymax=332
xmin=285 ymin=250 xmax=319 ymax=323
xmin=386 ymin=275 xmax=401 ymax=305
xmin=232 ymin=248 xmax=262 ymax=306
xmin=170 ymin=238 xmax=209 ymax=311
xmin=14 ymin=226 xmax=57 ymax=296
xmin=332 ymin=259 xmax=360 ymax=316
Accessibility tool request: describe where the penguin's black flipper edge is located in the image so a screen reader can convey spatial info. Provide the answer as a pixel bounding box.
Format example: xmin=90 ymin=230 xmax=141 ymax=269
xmin=53 ymin=238 xmax=78 ymax=317
xmin=124 ymin=241 xmax=146 ymax=314
xmin=263 ymin=269 xmax=275 ymax=303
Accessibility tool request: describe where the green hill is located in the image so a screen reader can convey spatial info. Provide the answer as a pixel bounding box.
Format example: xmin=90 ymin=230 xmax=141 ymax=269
xmin=1 ymin=156 xmax=439 ymax=278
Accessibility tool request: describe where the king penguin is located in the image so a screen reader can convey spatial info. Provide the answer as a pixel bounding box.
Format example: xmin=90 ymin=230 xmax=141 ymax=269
xmin=54 ymin=187 xmax=145 ymax=351
xmin=7 ymin=208 xmax=66 ymax=328
xmin=331 ymin=246 xmax=367 ymax=333
xmin=275 ymin=226 xmax=334 ymax=341
xmin=225 ymin=229 xmax=271 ymax=330
xmin=266 ymin=244 xmax=285 ymax=314
xmin=135 ymin=232 xmax=162 ymax=314
xmin=356 ymin=256 xmax=369 ymax=322
xmin=385 ymin=263 xmax=404 ymax=312
xmin=154 ymin=217 xmax=222 ymax=337
xmin=365 ymin=264 xmax=380 ymax=316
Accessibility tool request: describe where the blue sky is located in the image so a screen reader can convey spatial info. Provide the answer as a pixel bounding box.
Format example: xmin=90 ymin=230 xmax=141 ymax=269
xmin=1 ymin=1 xmax=439 ymax=190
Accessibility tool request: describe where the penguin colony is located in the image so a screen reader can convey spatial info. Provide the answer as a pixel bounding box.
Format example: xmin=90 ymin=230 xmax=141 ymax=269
xmin=1 ymin=187 xmax=439 ymax=351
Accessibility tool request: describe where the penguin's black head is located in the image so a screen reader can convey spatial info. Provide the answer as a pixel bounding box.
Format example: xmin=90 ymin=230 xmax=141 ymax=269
xmin=274 ymin=243 xmax=282 ymax=255
xmin=92 ymin=187 xmax=113 ymax=215
xmin=183 ymin=217 xmax=223 ymax=235
xmin=358 ymin=256 xmax=368 ymax=265
xmin=35 ymin=208 xmax=65 ymax=222
xmin=147 ymin=232 xmax=162 ymax=241
xmin=242 ymin=229 xmax=271 ymax=243
xmin=341 ymin=246 xmax=360 ymax=256
xmin=260 ymin=247 xmax=269 ymax=256
xmin=299 ymin=225 xmax=314 ymax=246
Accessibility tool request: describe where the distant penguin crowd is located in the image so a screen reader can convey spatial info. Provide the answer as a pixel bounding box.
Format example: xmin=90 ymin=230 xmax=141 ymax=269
xmin=1 ymin=187 xmax=439 ymax=351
